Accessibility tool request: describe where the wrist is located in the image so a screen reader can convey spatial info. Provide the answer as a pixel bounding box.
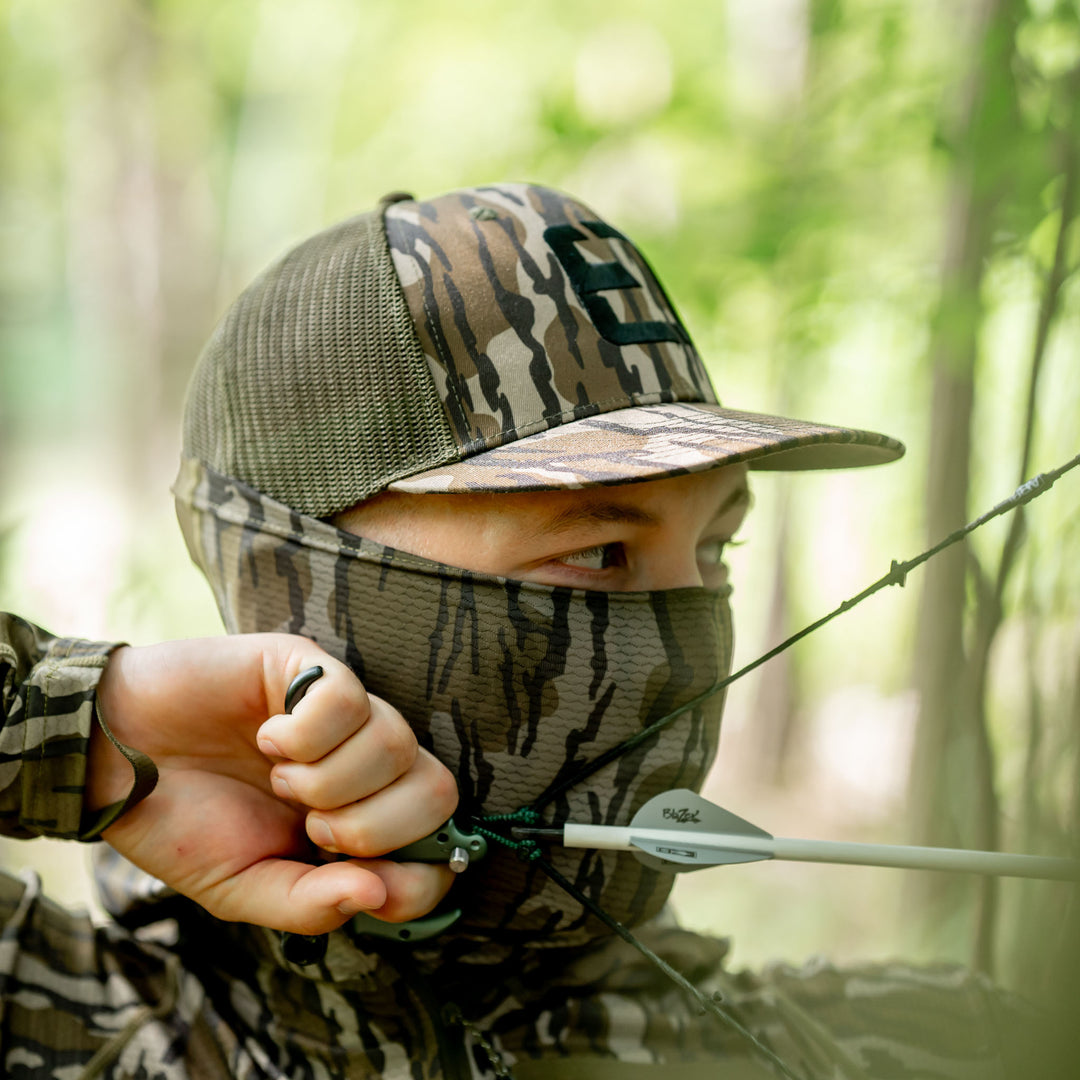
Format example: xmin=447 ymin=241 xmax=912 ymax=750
xmin=85 ymin=646 xmax=158 ymax=823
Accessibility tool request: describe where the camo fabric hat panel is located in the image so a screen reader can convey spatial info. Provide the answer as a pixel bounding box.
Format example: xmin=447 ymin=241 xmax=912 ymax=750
xmin=383 ymin=184 xmax=717 ymax=454
xmin=174 ymin=457 xmax=732 ymax=952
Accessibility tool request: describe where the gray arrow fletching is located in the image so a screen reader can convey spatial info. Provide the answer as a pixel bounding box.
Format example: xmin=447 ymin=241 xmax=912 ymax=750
xmin=629 ymin=789 xmax=774 ymax=872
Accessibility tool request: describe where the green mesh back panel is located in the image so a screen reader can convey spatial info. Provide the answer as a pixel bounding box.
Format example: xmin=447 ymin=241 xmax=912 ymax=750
xmin=182 ymin=201 xmax=457 ymax=517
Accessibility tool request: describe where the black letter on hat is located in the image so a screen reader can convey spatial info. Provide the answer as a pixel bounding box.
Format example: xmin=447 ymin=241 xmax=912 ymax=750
xmin=545 ymin=223 xmax=690 ymax=348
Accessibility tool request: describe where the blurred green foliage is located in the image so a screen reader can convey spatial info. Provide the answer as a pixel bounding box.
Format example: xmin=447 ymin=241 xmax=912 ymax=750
xmin=0 ymin=0 xmax=1077 ymax=1003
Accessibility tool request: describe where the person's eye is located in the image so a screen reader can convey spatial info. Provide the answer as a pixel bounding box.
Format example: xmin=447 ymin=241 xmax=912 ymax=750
xmin=696 ymin=540 xmax=728 ymax=567
xmin=560 ymin=543 xmax=624 ymax=571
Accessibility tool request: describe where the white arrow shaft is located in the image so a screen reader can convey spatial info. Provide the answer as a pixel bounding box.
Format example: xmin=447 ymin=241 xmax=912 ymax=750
xmin=563 ymin=824 xmax=1079 ymax=881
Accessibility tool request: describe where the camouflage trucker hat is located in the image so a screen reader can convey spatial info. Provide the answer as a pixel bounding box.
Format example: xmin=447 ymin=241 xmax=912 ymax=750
xmin=182 ymin=182 xmax=903 ymax=517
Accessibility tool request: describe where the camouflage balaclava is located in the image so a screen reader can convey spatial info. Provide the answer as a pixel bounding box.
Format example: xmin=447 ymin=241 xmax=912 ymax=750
xmin=174 ymin=459 xmax=732 ymax=948
xmin=174 ymin=183 xmax=902 ymax=954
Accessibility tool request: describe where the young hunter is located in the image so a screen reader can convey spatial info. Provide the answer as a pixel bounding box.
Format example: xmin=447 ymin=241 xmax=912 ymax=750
xmin=0 ymin=184 xmax=1046 ymax=1079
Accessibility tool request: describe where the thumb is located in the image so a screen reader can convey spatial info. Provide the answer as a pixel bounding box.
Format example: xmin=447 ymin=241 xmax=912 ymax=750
xmin=203 ymin=858 xmax=389 ymax=934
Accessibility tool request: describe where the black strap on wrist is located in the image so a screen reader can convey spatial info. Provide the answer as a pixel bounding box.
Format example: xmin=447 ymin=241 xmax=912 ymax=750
xmin=79 ymin=700 xmax=159 ymax=840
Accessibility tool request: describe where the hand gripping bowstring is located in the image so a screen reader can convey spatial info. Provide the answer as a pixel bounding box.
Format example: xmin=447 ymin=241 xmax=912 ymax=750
xmin=473 ymin=450 xmax=1080 ymax=1080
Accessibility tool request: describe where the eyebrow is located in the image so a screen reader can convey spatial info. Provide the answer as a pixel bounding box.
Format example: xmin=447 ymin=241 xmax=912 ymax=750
xmin=536 ymin=480 xmax=751 ymax=536
xmin=540 ymin=501 xmax=659 ymax=535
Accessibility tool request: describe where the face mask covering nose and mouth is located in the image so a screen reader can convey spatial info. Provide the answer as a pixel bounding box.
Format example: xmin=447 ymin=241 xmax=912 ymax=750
xmin=174 ymin=459 xmax=734 ymax=950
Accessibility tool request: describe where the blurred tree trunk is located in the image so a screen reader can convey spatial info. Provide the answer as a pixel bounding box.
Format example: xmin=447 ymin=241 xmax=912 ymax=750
xmin=969 ymin=65 xmax=1079 ymax=974
xmin=1011 ymin=599 xmax=1080 ymax=1010
xmin=993 ymin=59 xmax=1080 ymax=1011
xmin=64 ymin=1 xmax=225 ymax=497
xmin=64 ymin=0 xmax=165 ymax=498
xmin=749 ymin=483 xmax=798 ymax=785
xmin=907 ymin=0 xmax=1020 ymax=966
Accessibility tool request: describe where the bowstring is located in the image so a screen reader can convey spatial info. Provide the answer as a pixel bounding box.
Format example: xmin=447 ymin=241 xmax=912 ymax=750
xmin=474 ymin=449 xmax=1079 ymax=1079
xmin=525 ymin=449 xmax=1080 ymax=815
xmin=536 ymin=855 xmax=806 ymax=1080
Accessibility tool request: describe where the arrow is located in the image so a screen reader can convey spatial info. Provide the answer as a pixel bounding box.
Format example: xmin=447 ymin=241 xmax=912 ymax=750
xmin=511 ymin=789 xmax=1080 ymax=882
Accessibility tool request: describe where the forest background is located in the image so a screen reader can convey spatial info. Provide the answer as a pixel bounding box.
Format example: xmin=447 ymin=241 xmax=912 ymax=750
xmin=1 ymin=0 xmax=1077 ymax=1011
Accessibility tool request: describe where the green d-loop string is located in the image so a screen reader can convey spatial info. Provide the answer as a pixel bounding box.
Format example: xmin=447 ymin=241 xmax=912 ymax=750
xmin=469 ymin=807 xmax=542 ymax=858
xmin=473 ymin=451 xmax=1079 ymax=1080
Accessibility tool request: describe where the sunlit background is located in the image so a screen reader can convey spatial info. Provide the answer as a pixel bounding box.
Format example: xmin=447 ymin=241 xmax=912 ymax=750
xmin=1 ymin=0 xmax=1077 ymax=1008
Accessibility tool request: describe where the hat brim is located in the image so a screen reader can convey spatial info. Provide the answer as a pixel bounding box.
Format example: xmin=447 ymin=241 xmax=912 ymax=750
xmin=388 ymin=403 xmax=904 ymax=494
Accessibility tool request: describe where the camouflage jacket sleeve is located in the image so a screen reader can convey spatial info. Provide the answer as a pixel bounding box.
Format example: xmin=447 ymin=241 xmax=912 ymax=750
xmin=0 ymin=612 xmax=127 ymax=841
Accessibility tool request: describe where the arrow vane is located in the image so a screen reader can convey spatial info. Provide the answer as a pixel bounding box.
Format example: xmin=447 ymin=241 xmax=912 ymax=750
xmin=511 ymin=789 xmax=1080 ymax=882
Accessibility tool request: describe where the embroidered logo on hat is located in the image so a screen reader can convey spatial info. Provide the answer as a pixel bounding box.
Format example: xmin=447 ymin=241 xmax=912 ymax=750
xmin=544 ymin=221 xmax=692 ymax=347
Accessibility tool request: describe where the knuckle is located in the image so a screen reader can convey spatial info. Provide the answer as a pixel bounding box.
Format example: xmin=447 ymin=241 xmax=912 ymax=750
xmin=317 ymin=683 xmax=370 ymax=742
xmin=376 ymin=720 xmax=417 ymax=774
xmin=338 ymin=676 xmax=371 ymax=720
xmin=425 ymin=759 xmax=460 ymax=817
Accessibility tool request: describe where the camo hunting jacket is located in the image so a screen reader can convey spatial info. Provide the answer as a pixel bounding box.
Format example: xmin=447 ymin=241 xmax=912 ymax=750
xmin=0 ymin=612 xmax=1061 ymax=1079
